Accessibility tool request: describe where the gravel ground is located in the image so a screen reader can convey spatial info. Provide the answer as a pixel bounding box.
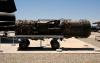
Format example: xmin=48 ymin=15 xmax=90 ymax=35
xmin=0 ymin=53 xmax=100 ymax=63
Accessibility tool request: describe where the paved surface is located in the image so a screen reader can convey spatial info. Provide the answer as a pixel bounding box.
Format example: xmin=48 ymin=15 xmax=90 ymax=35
xmin=0 ymin=32 xmax=100 ymax=63
xmin=0 ymin=32 xmax=100 ymax=53
xmin=78 ymin=32 xmax=100 ymax=48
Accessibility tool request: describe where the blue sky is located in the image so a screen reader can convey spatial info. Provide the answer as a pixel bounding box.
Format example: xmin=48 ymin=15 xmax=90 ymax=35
xmin=14 ymin=0 xmax=100 ymax=24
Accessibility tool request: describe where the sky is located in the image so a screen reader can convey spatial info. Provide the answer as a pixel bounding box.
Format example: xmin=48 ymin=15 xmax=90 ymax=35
xmin=14 ymin=0 xmax=100 ymax=24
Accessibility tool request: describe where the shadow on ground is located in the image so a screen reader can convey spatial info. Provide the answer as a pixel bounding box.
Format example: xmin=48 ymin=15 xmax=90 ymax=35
xmin=18 ymin=47 xmax=94 ymax=51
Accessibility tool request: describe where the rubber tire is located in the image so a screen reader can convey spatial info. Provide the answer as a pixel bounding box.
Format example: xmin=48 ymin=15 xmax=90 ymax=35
xmin=19 ymin=41 xmax=28 ymax=49
xmin=50 ymin=40 xmax=54 ymax=45
xmin=19 ymin=39 xmax=30 ymax=49
xmin=50 ymin=40 xmax=60 ymax=50
xmin=26 ymin=39 xmax=30 ymax=47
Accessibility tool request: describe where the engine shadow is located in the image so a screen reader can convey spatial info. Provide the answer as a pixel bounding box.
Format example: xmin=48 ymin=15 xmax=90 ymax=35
xmin=17 ymin=47 xmax=94 ymax=51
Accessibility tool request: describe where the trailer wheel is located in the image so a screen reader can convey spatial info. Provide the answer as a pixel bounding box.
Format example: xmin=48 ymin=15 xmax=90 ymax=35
xmin=26 ymin=39 xmax=30 ymax=47
xmin=50 ymin=40 xmax=54 ymax=45
xmin=19 ymin=41 xmax=27 ymax=49
xmin=19 ymin=39 xmax=30 ymax=49
xmin=50 ymin=40 xmax=60 ymax=50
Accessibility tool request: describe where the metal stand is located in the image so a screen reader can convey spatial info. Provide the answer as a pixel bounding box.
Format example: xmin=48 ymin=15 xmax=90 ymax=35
xmin=11 ymin=37 xmax=16 ymax=46
xmin=0 ymin=37 xmax=3 ymax=52
xmin=40 ymin=40 xmax=42 ymax=47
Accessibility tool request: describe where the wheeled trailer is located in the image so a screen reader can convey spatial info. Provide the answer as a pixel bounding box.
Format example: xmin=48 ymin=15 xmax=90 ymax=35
xmin=16 ymin=35 xmax=63 ymax=50
xmin=0 ymin=35 xmax=63 ymax=50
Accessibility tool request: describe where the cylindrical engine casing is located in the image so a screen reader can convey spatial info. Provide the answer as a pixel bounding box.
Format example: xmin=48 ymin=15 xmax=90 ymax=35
xmin=0 ymin=12 xmax=15 ymax=31
xmin=0 ymin=12 xmax=15 ymax=21
xmin=62 ymin=20 xmax=91 ymax=38
xmin=15 ymin=19 xmax=91 ymax=38
xmin=0 ymin=0 xmax=17 ymax=13
xmin=0 ymin=26 xmax=15 ymax=31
